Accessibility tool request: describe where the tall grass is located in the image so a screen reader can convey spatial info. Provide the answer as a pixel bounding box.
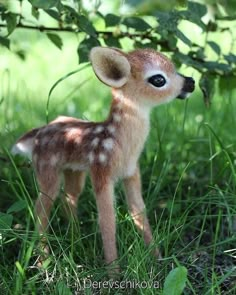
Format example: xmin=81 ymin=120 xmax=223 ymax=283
xmin=0 ymin=32 xmax=236 ymax=294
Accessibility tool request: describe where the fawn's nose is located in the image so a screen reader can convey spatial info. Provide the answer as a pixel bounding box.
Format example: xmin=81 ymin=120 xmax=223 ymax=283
xmin=177 ymin=76 xmax=195 ymax=99
xmin=182 ymin=77 xmax=195 ymax=93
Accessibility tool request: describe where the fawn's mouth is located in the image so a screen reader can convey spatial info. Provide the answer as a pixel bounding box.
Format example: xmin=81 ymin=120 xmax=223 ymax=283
xmin=177 ymin=76 xmax=195 ymax=99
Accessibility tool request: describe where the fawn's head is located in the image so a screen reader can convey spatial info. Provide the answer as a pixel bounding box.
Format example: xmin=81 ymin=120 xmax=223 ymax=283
xmin=90 ymin=47 xmax=195 ymax=107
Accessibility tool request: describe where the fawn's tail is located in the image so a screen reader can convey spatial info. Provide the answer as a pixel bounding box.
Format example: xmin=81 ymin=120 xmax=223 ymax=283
xmin=11 ymin=128 xmax=41 ymax=159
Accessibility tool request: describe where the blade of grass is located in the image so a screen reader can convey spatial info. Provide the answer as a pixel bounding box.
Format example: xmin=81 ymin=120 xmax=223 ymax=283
xmin=165 ymin=162 xmax=190 ymax=256
xmin=46 ymin=63 xmax=90 ymax=123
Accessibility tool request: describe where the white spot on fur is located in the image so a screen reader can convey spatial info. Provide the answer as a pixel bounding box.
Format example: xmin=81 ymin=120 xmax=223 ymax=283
xmin=74 ymin=137 xmax=82 ymax=145
xmin=84 ymin=128 xmax=91 ymax=135
xmin=116 ymin=101 xmax=122 ymax=109
xmin=66 ymin=128 xmax=79 ymax=137
xmin=93 ymin=125 xmax=104 ymax=134
xmin=107 ymin=125 xmax=116 ymax=134
xmin=91 ymin=137 xmax=99 ymax=148
xmin=50 ymin=154 xmax=58 ymax=166
xmin=64 ymin=162 xmax=87 ymax=171
xmin=98 ymin=153 xmax=107 ymax=164
xmin=113 ymin=113 xmax=121 ymax=122
xmin=32 ymin=153 xmax=38 ymax=163
xmin=102 ymin=138 xmax=114 ymax=151
xmin=125 ymin=161 xmax=136 ymax=178
xmin=88 ymin=152 xmax=95 ymax=163
xmin=11 ymin=140 xmax=33 ymax=159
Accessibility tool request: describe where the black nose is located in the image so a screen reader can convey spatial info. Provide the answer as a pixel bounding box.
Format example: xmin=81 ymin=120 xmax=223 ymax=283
xmin=182 ymin=77 xmax=195 ymax=93
xmin=177 ymin=76 xmax=195 ymax=100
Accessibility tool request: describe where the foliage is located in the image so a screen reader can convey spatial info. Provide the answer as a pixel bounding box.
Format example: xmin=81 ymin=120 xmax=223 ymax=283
xmin=0 ymin=0 xmax=235 ymax=106
xmin=162 ymin=266 xmax=188 ymax=295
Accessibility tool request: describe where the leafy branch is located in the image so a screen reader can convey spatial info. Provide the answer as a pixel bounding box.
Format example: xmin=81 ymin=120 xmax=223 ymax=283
xmin=0 ymin=0 xmax=236 ymax=106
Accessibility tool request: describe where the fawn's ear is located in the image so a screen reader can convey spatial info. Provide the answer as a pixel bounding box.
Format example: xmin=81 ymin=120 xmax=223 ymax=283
xmin=90 ymin=47 xmax=131 ymax=88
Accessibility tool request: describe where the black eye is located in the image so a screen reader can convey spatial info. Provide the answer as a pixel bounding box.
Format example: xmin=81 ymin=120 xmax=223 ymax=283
xmin=148 ymin=74 xmax=166 ymax=88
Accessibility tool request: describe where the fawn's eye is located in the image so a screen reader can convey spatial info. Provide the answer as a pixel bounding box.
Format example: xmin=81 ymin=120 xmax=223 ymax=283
xmin=148 ymin=74 xmax=166 ymax=88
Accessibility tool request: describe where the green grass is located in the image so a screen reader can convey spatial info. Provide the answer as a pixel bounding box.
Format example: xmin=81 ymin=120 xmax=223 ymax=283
xmin=1 ymin=33 xmax=236 ymax=294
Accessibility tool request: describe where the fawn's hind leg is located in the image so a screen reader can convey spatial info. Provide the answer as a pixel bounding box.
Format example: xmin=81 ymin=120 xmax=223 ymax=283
xmin=62 ymin=170 xmax=86 ymax=219
xmin=35 ymin=169 xmax=61 ymax=235
xmin=34 ymin=168 xmax=61 ymax=264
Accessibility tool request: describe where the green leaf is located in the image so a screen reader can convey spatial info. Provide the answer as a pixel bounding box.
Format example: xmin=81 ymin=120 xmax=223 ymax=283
xmin=193 ymin=48 xmax=205 ymax=60
xmin=188 ymin=1 xmax=207 ymax=18
xmin=63 ymin=5 xmax=78 ymax=25
xmin=204 ymin=61 xmax=231 ymax=74
xmin=136 ymin=0 xmax=187 ymax=14
xmin=180 ymin=2 xmax=207 ymax=30
xmin=199 ymin=73 xmax=215 ymax=107
xmin=29 ymin=0 xmax=59 ymax=9
xmin=208 ymin=41 xmax=221 ymax=55
xmin=174 ymin=52 xmax=204 ymax=71
xmin=15 ymin=49 xmax=26 ymax=60
xmin=31 ymin=6 xmax=40 ymax=19
xmin=15 ymin=49 xmax=27 ymax=61
xmin=0 ymin=212 xmax=13 ymax=230
xmin=5 ymin=13 xmax=17 ymax=35
xmin=163 ymin=266 xmax=188 ymax=295
xmin=7 ymin=200 xmax=27 ymax=214
xmin=77 ymin=37 xmax=100 ymax=64
xmin=123 ymin=17 xmax=151 ymax=31
xmin=0 ymin=3 xmax=7 ymax=11
xmin=47 ymin=33 xmax=63 ymax=50
xmin=135 ymin=40 xmax=157 ymax=49
xmin=218 ymin=0 xmax=236 ymax=16
xmin=45 ymin=9 xmax=60 ymax=21
xmin=156 ymin=11 xmax=181 ymax=34
xmin=176 ymin=29 xmax=192 ymax=47
xmin=216 ymin=15 xmax=236 ymax=21
xmin=77 ymin=15 xmax=97 ymax=37
xmin=104 ymin=36 xmax=121 ymax=48
xmin=177 ymin=0 xmax=188 ymax=6
xmin=0 ymin=36 xmax=10 ymax=49
xmin=104 ymin=13 xmax=121 ymax=27
xmin=167 ymin=36 xmax=178 ymax=50
xmin=224 ymin=53 xmax=236 ymax=64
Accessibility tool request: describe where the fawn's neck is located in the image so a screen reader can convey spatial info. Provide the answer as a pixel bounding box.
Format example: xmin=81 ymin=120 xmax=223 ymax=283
xmin=109 ymin=89 xmax=151 ymax=153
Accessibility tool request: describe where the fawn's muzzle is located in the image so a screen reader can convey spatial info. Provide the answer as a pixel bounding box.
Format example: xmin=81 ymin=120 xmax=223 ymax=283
xmin=177 ymin=76 xmax=195 ymax=99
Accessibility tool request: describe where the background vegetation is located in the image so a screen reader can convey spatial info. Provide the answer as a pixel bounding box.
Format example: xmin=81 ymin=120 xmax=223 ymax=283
xmin=0 ymin=0 xmax=236 ymax=294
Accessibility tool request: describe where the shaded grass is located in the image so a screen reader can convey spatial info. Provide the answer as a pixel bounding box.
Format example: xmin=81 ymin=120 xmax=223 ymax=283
xmin=1 ymin=35 xmax=236 ymax=294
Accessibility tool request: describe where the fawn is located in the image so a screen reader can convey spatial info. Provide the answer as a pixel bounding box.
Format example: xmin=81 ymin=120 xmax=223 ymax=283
xmin=12 ymin=47 xmax=195 ymax=273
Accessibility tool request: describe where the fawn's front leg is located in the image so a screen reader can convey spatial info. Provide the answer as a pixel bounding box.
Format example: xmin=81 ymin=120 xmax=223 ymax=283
xmin=123 ymin=167 xmax=160 ymax=257
xmin=91 ymin=169 xmax=118 ymax=272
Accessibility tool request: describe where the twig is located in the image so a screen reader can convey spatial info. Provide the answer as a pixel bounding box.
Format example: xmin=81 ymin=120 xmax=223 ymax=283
xmin=0 ymin=23 xmax=169 ymax=44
